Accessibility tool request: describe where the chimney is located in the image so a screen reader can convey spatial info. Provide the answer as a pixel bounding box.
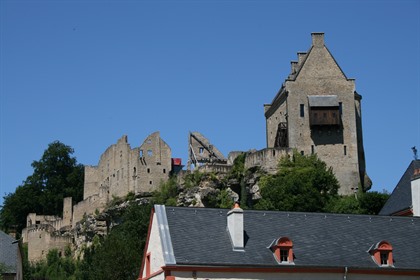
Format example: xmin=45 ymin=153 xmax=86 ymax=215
xmin=411 ymin=168 xmax=420 ymax=217
xmin=311 ymin=32 xmax=325 ymax=47
xmin=227 ymin=202 xmax=244 ymax=251
xmin=291 ymin=61 xmax=298 ymax=74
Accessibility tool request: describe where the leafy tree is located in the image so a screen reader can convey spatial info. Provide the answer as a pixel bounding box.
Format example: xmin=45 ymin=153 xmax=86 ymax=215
xmin=82 ymin=203 xmax=152 ymax=280
xmin=254 ymin=151 xmax=339 ymax=212
xmin=29 ymin=248 xmax=77 ymax=280
xmin=153 ymin=176 xmax=179 ymax=206
xmin=1 ymin=141 xmax=84 ymax=233
xmin=325 ymin=191 xmax=390 ymax=215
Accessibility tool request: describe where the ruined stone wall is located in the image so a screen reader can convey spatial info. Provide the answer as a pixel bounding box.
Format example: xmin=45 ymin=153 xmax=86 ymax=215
xmin=136 ymin=132 xmax=172 ymax=193
xmin=197 ymin=163 xmax=232 ymax=174
xmin=72 ymin=194 xmax=104 ymax=226
xmin=62 ymin=197 xmax=72 ymax=228
xmin=83 ymin=166 xmax=99 ymax=200
xmin=245 ymin=148 xmax=293 ymax=174
xmin=73 ymin=132 xmax=172 ymax=225
xmin=26 ymin=224 xmax=72 ymax=263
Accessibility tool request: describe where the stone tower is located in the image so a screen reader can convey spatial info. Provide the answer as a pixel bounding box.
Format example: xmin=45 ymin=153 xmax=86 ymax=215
xmin=264 ymin=33 xmax=370 ymax=195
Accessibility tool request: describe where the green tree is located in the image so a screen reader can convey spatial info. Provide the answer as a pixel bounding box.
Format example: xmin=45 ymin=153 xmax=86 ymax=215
xmin=325 ymin=191 xmax=390 ymax=215
xmin=153 ymin=177 xmax=179 ymax=206
xmin=1 ymin=141 xmax=84 ymax=233
xmin=82 ymin=203 xmax=152 ymax=280
xmin=254 ymin=151 xmax=339 ymax=212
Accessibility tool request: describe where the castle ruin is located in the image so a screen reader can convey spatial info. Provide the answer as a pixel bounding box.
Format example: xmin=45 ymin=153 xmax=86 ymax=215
xmin=22 ymin=33 xmax=371 ymax=262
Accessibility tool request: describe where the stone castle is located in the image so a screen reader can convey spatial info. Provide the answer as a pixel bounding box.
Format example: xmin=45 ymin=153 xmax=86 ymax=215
xmin=22 ymin=33 xmax=370 ymax=262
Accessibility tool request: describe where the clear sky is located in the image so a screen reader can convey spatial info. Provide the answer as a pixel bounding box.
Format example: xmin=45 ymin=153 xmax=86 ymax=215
xmin=1 ymin=0 xmax=419 ymax=207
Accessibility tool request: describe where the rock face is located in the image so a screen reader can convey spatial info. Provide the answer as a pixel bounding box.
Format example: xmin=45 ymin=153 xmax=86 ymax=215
xmin=176 ymin=168 xmax=264 ymax=208
xmin=72 ymin=197 xmax=150 ymax=258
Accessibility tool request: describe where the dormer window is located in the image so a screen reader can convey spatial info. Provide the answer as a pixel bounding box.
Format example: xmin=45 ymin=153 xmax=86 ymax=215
xmin=368 ymin=240 xmax=394 ymax=267
xmin=269 ymin=237 xmax=294 ymax=264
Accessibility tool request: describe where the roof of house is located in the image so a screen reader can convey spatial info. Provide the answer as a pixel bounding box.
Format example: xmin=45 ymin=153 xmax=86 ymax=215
xmin=379 ymin=160 xmax=420 ymax=216
xmin=156 ymin=205 xmax=420 ymax=271
xmin=0 ymin=230 xmax=18 ymax=274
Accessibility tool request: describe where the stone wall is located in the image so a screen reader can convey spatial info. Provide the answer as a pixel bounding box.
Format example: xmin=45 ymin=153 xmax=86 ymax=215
xmin=76 ymin=132 xmax=172 ymax=225
xmin=72 ymin=194 xmax=104 ymax=226
xmin=26 ymin=224 xmax=72 ymax=263
xmin=245 ymin=148 xmax=293 ymax=174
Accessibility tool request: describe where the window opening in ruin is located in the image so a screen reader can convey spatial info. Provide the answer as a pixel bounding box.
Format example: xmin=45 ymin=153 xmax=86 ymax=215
xmin=344 ymin=145 xmax=347 ymax=155
xmin=149 ymin=181 xmax=152 ymax=185
xmin=199 ymin=147 xmax=204 ymax=154
xmin=339 ymin=102 xmax=343 ymax=115
xmin=147 ymin=139 xmax=152 ymax=144
xmin=140 ymin=150 xmax=143 ymax=157
xmin=147 ymin=168 xmax=150 ymax=173
xmin=300 ymin=151 xmax=304 ymax=155
xmin=117 ymin=170 xmax=119 ymax=180
xmin=311 ymin=145 xmax=314 ymax=154
xmin=147 ymin=150 xmax=152 ymax=156
xmin=163 ymin=169 xmax=166 ymax=174
xmin=36 ymin=221 xmax=40 ymax=225
xmin=275 ymin=122 xmax=288 ymax=148
xmin=300 ymin=104 xmax=304 ymax=117
xmin=133 ymin=167 xmax=136 ymax=176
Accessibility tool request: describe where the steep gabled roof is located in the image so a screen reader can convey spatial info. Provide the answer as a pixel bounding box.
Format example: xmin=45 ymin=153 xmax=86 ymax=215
xmin=379 ymin=160 xmax=420 ymax=216
xmin=0 ymin=231 xmax=18 ymax=274
xmin=159 ymin=205 xmax=420 ymax=270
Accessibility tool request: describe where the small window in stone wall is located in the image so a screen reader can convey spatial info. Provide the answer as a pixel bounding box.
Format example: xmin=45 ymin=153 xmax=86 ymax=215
xmin=140 ymin=150 xmax=143 ymax=157
xmin=300 ymin=104 xmax=304 ymax=117
xmin=163 ymin=169 xmax=166 ymax=174
xmin=149 ymin=181 xmax=152 ymax=185
xmin=199 ymin=147 xmax=204 ymax=154
xmin=311 ymin=145 xmax=314 ymax=154
xmin=147 ymin=168 xmax=150 ymax=173
xmin=344 ymin=145 xmax=347 ymax=156
xmin=147 ymin=150 xmax=153 ymax=156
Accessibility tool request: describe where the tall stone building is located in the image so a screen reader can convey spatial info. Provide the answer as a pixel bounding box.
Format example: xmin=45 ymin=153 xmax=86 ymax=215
xmin=264 ymin=33 xmax=369 ymax=194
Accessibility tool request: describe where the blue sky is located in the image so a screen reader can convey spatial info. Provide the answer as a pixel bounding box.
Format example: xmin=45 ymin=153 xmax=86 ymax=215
xmin=1 ymin=0 xmax=419 ymax=207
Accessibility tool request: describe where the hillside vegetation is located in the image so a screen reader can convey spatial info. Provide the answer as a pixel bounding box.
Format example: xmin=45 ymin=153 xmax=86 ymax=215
xmin=0 ymin=142 xmax=389 ymax=280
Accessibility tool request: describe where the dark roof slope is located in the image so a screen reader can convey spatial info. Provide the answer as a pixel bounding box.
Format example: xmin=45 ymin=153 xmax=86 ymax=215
xmin=0 ymin=230 xmax=18 ymax=274
xmin=165 ymin=206 xmax=420 ymax=270
xmin=379 ymin=160 xmax=420 ymax=215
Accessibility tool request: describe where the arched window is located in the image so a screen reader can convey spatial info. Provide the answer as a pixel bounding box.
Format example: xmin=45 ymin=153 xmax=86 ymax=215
xmin=369 ymin=240 xmax=394 ymax=267
xmin=270 ymin=237 xmax=294 ymax=264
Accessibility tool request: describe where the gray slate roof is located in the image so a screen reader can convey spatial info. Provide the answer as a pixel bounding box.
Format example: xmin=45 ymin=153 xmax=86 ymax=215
xmin=379 ymin=160 xmax=420 ymax=215
xmin=161 ymin=206 xmax=420 ymax=270
xmin=0 ymin=230 xmax=18 ymax=274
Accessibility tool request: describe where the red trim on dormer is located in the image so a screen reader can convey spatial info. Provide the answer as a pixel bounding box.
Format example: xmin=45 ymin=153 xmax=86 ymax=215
xmin=371 ymin=241 xmax=394 ymax=267
xmin=273 ymin=237 xmax=294 ymax=264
